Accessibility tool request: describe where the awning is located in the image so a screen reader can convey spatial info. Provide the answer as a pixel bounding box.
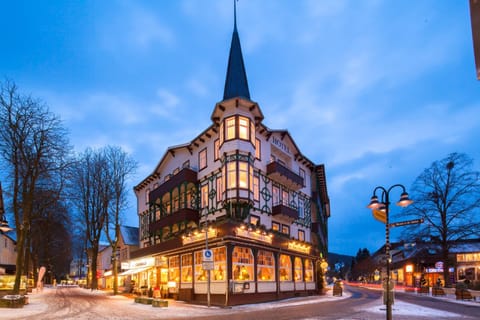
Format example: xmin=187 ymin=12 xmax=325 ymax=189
xmin=119 ymin=266 xmax=150 ymax=276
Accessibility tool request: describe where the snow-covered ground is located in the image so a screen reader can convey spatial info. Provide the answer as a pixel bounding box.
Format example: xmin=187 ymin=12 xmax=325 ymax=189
xmin=0 ymin=285 xmax=478 ymax=320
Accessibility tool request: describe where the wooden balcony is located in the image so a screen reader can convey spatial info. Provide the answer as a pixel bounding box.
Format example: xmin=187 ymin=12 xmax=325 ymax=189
xmin=272 ymin=203 xmax=299 ymax=221
xmin=266 ymin=161 xmax=303 ymax=190
xmin=149 ymin=167 xmax=197 ymax=203
xmin=149 ymin=208 xmax=199 ymax=234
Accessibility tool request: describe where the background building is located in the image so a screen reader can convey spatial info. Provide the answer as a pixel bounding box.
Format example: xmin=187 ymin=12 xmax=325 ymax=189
xmin=130 ymin=10 xmax=330 ymax=306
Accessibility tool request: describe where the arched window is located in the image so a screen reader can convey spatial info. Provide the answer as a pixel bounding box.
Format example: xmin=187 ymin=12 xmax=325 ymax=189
xmin=294 ymin=257 xmax=303 ymax=282
xmin=279 ymin=254 xmax=292 ymax=281
xmin=257 ymin=250 xmax=275 ymax=281
xmin=304 ymin=259 xmax=314 ymax=282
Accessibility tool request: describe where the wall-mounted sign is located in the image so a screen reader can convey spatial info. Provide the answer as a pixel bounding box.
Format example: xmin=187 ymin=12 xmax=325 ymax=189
xmin=236 ymin=227 xmax=272 ymax=244
xmin=288 ymin=241 xmax=310 ymax=254
xmin=272 ymin=136 xmax=291 ymax=155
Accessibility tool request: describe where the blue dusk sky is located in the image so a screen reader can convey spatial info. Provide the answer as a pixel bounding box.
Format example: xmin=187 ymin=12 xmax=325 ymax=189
xmin=1 ymin=1 xmax=479 ymax=256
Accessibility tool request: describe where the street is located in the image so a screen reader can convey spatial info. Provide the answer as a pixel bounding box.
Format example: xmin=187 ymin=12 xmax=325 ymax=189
xmin=2 ymin=285 xmax=478 ymax=320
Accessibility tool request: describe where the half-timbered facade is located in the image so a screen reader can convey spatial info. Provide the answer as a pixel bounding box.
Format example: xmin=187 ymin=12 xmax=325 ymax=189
xmin=130 ymin=11 xmax=330 ymax=306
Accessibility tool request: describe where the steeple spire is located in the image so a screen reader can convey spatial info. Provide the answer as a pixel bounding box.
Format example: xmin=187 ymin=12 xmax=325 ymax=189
xmin=223 ymin=0 xmax=251 ymax=101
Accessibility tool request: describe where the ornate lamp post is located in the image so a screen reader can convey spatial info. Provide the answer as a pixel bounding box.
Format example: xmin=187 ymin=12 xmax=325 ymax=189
xmin=367 ymin=184 xmax=413 ymax=320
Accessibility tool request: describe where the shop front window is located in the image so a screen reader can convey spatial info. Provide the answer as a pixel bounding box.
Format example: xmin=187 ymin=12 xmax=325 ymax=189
xmin=213 ymin=247 xmax=226 ymax=281
xmin=194 ymin=251 xmax=207 ymax=282
xmin=304 ymin=259 xmax=314 ymax=282
xmin=232 ymin=246 xmax=254 ymax=281
xmin=294 ymin=257 xmax=303 ymax=282
xmin=181 ymin=254 xmax=192 ymax=283
xmin=169 ymin=256 xmax=180 ymax=283
xmin=257 ymin=250 xmax=275 ymax=281
xmin=279 ymin=254 xmax=292 ymax=281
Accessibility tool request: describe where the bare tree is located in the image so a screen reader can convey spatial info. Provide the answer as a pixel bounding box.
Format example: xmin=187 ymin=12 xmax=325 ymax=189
xmin=69 ymin=148 xmax=109 ymax=290
xmin=400 ymin=152 xmax=480 ymax=286
xmin=103 ymin=146 xmax=137 ymax=295
xmin=0 ymin=80 xmax=71 ymax=293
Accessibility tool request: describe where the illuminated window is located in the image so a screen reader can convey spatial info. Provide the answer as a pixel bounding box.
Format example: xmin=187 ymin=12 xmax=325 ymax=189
xmin=239 ymin=116 xmax=249 ymax=140
xmin=213 ymin=247 xmax=226 ymax=281
xmin=282 ymin=189 xmax=289 ymax=206
xmin=239 ymin=162 xmax=248 ymax=188
xmin=232 ymin=247 xmax=254 ymax=281
xmin=257 ymin=250 xmax=275 ymax=281
xmin=216 ymin=176 xmax=223 ymax=202
xmin=169 ymin=256 xmax=180 ymax=282
xmin=255 ymin=138 xmax=261 ymax=160
xmin=219 ymin=121 xmax=224 ymax=145
xmin=272 ymin=222 xmax=280 ymax=232
xmin=273 ymin=185 xmax=280 ymax=206
xmin=253 ymin=175 xmax=260 ymax=201
xmin=227 ymin=162 xmax=236 ymax=189
xmin=181 ymin=254 xmax=192 ymax=283
xmin=173 ymin=167 xmax=180 ymax=175
xmin=226 ymin=160 xmax=251 ymax=190
xmin=214 ymin=139 xmax=220 ymax=161
xmin=199 ymin=148 xmax=207 ymax=170
xmin=294 ymin=257 xmax=303 ymax=282
xmin=279 ymin=254 xmax=292 ymax=281
xmin=222 ymin=116 xmax=255 ymax=144
xmin=298 ymin=230 xmax=305 ymax=242
xmin=201 ymin=184 xmax=209 ymax=208
xmin=194 ymin=251 xmax=207 ymax=282
xmin=304 ymin=259 xmax=314 ymax=282
xmin=249 ymin=215 xmax=260 ymax=226
xmin=226 ymin=117 xmax=236 ymax=140
xmin=250 ymin=121 xmax=256 ymax=145
xmin=282 ymin=225 xmax=290 ymax=236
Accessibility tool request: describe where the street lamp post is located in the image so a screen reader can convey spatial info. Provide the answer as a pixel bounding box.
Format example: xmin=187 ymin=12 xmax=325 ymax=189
xmin=367 ymin=184 xmax=413 ymax=320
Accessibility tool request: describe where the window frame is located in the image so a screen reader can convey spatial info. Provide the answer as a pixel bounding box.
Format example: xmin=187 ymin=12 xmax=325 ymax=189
xmin=199 ymin=148 xmax=207 ymax=171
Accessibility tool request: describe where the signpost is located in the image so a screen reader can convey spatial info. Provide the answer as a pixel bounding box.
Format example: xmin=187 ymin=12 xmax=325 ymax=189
xmin=389 ymin=218 xmax=424 ymax=228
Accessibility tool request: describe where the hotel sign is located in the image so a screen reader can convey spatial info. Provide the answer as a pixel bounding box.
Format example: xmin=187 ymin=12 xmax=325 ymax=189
xmin=272 ymin=136 xmax=291 ymax=155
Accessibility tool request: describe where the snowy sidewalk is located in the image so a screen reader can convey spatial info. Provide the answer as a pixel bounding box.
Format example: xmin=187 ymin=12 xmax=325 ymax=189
xmin=0 ymin=284 xmax=478 ymax=319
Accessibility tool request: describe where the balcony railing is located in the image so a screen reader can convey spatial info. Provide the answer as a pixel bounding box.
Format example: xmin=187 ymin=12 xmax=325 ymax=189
xmin=266 ymin=161 xmax=303 ymax=190
xmin=149 ymin=167 xmax=197 ymax=204
xmin=149 ymin=208 xmax=199 ymax=234
xmin=272 ymin=203 xmax=299 ymax=220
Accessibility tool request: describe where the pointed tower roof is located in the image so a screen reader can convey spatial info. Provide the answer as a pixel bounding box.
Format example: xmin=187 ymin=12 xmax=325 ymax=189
xmin=223 ymin=2 xmax=250 ymax=100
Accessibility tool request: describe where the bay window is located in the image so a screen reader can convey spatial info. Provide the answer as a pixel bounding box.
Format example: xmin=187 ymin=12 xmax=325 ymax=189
xmin=222 ymin=115 xmax=255 ymax=144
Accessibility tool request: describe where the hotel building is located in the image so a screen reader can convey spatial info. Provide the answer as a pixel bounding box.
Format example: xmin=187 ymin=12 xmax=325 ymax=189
xmin=129 ymin=12 xmax=330 ymax=306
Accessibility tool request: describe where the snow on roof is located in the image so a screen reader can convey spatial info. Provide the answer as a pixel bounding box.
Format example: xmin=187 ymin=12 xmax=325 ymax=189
xmin=120 ymin=225 xmax=139 ymax=246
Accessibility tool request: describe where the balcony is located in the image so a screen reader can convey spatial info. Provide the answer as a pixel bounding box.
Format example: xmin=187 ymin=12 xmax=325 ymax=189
xmin=272 ymin=203 xmax=299 ymax=221
xmin=149 ymin=208 xmax=199 ymax=234
xmin=149 ymin=167 xmax=197 ymax=204
xmin=266 ymin=161 xmax=303 ymax=190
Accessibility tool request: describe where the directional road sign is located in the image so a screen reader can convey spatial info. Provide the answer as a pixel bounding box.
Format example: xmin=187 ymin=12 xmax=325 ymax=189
xmin=389 ymin=218 xmax=424 ymax=228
